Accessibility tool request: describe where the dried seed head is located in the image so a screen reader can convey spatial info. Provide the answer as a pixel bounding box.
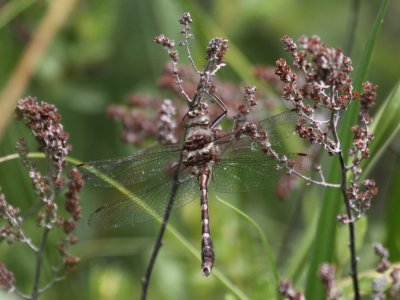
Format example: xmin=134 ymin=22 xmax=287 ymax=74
xmin=15 ymin=97 xmax=71 ymax=183
xmin=179 ymin=12 xmax=192 ymax=25
xmin=278 ymin=279 xmax=305 ymax=300
xmin=206 ymin=38 xmax=229 ymax=64
xmin=360 ymin=81 xmax=378 ymax=111
xmin=157 ymin=99 xmax=178 ymax=144
xmin=0 ymin=263 xmax=15 ymax=290
xmin=319 ymin=263 xmax=341 ymax=300
xmin=64 ymin=168 xmax=83 ymax=222
xmin=390 ymin=267 xmax=400 ymax=298
xmin=64 ymin=255 xmax=80 ymax=272
xmin=154 ymin=34 xmax=175 ymax=49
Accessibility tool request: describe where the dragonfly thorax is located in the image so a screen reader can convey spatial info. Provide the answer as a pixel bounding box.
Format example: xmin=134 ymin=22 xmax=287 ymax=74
xmin=183 ymin=141 xmax=219 ymax=167
xmin=184 ymin=109 xmax=211 ymax=128
xmin=184 ymin=128 xmax=213 ymax=150
xmin=181 ymin=105 xmax=221 ymax=179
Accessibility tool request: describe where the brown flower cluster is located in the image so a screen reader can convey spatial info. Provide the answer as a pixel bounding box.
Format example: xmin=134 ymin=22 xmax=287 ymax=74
xmin=107 ymin=94 xmax=179 ymax=145
xmin=345 ymin=82 xmax=378 ymax=218
xmin=157 ymin=99 xmax=178 ymax=144
xmin=0 ymin=192 xmax=23 ymax=244
xmin=154 ymin=34 xmax=178 ymax=62
xmin=63 ymin=167 xmax=83 ymax=233
xmin=344 ymin=179 xmax=378 ymax=218
xmin=275 ymin=35 xmax=357 ymax=154
xmin=390 ymin=268 xmax=400 ymax=299
xmin=17 ymin=137 xmax=59 ymax=227
xmin=370 ymin=244 xmax=400 ymax=299
xmin=275 ymin=35 xmax=378 ymax=217
xmin=374 ymin=243 xmax=390 ymax=273
xmin=0 ymin=97 xmax=84 ymax=297
xmin=16 ymin=96 xmax=71 ymax=185
xmin=0 ymin=263 xmax=15 ymax=291
xmin=15 ymin=96 xmax=83 ymax=242
xmin=280 ymin=35 xmax=354 ymax=108
xmin=278 ymin=279 xmax=305 ymax=300
xmin=107 ymin=94 xmax=160 ymax=145
xmin=206 ymin=37 xmax=229 ymax=67
xmin=233 ymin=85 xmax=258 ymax=132
xmin=319 ymin=263 xmax=341 ymax=300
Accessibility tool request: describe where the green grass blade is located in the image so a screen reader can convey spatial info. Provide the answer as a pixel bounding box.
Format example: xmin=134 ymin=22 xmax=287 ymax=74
xmin=285 ymin=210 xmax=318 ymax=283
xmin=216 ymin=195 xmax=279 ymax=298
xmin=362 ymin=81 xmax=400 ymax=177
xmin=352 ymin=0 xmax=391 ymax=89
xmin=0 ymin=0 xmax=36 ymax=30
xmin=385 ymin=160 xmax=400 ymax=260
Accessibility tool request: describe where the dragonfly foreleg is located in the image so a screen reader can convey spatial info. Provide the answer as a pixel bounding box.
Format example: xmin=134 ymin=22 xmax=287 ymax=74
xmin=206 ymin=91 xmax=227 ymax=129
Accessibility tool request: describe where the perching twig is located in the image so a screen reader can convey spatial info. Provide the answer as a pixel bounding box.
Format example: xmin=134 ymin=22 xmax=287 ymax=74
xmin=140 ymin=128 xmax=187 ymax=300
xmin=331 ymin=110 xmax=360 ymax=300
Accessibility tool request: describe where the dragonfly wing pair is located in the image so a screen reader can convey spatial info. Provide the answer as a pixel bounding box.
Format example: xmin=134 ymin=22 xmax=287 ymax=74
xmin=81 ymin=111 xmax=312 ymax=228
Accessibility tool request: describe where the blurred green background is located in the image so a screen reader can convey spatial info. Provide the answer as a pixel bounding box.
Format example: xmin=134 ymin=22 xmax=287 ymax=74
xmin=0 ymin=0 xmax=399 ymax=299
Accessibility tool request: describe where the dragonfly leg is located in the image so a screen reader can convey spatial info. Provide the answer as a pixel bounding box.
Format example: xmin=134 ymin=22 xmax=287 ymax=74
xmin=206 ymin=91 xmax=227 ymax=129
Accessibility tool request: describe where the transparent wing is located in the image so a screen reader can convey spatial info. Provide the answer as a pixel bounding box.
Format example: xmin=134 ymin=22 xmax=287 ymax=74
xmin=211 ymin=136 xmax=314 ymax=193
xmin=211 ymin=110 xmax=301 ymax=149
xmin=258 ymin=110 xmax=301 ymax=146
xmin=80 ymin=145 xmax=201 ymax=227
xmin=80 ymin=145 xmax=183 ymax=188
xmin=88 ymin=171 xmax=199 ymax=227
xmin=81 ymin=110 xmax=305 ymax=226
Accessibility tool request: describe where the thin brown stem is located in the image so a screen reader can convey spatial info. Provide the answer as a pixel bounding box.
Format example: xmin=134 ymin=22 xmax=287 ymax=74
xmin=38 ymin=274 xmax=66 ymax=294
xmin=338 ymin=155 xmax=360 ymax=300
xmin=140 ymin=129 xmax=188 ymax=300
xmin=14 ymin=288 xmax=31 ymax=300
xmin=31 ymin=227 xmax=50 ymax=300
xmin=331 ymin=111 xmax=360 ymax=300
xmin=140 ymin=182 xmax=179 ymax=299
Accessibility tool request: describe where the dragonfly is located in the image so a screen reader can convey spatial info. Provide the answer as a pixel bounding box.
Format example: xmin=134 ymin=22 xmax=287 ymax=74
xmin=81 ymin=107 xmax=313 ymax=276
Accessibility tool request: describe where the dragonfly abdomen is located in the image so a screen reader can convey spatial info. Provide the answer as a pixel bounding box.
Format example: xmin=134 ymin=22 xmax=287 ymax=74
xmin=199 ymin=172 xmax=214 ymax=276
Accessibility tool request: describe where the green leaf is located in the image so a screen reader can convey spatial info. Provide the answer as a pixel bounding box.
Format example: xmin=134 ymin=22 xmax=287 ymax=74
xmin=362 ymin=81 xmax=400 ymax=177
xmin=216 ymin=195 xmax=279 ymax=299
xmin=0 ymin=0 xmax=36 ymax=30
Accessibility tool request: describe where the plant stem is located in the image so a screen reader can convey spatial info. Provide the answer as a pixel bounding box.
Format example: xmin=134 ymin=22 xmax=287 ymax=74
xmin=31 ymin=227 xmax=50 ymax=300
xmin=140 ymin=181 xmax=180 ymax=299
xmin=338 ymin=151 xmax=360 ymax=300
xmin=140 ymin=130 xmax=188 ymax=300
xmin=331 ymin=111 xmax=360 ymax=300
